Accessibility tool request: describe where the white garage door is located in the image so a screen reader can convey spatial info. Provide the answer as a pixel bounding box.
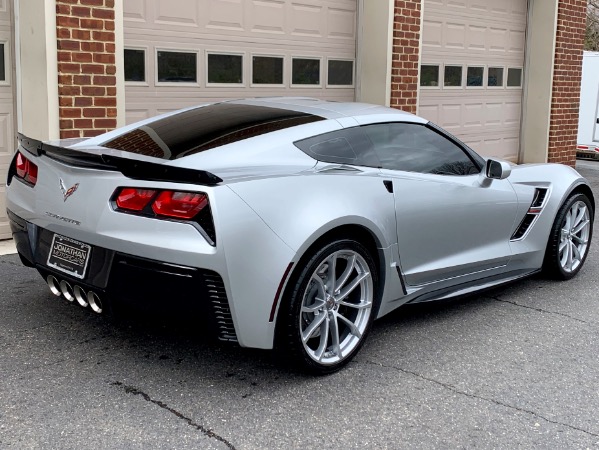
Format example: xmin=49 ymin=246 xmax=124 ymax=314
xmin=0 ymin=1 xmax=16 ymax=240
xmin=419 ymin=0 xmax=527 ymax=161
xmin=123 ymin=0 xmax=357 ymax=124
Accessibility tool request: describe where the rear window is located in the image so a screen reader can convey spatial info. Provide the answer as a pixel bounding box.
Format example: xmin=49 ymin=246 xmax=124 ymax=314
xmin=101 ymin=103 xmax=324 ymax=160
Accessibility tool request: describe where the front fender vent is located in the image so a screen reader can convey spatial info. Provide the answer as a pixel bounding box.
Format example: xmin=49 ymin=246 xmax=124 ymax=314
xmin=531 ymin=188 xmax=548 ymax=208
xmin=511 ymin=188 xmax=549 ymax=241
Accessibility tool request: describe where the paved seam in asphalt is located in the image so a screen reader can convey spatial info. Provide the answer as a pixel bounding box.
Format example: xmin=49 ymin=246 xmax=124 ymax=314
xmin=488 ymin=295 xmax=596 ymax=325
xmin=111 ymin=381 xmax=237 ymax=449
xmin=360 ymin=360 xmax=599 ymax=438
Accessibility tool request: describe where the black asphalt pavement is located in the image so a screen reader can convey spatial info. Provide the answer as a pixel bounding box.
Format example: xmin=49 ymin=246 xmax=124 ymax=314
xmin=2 ymin=162 xmax=599 ymax=449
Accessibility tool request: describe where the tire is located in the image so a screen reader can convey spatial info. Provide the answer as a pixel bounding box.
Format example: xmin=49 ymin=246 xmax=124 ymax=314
xmin=278 ymin=239 xmax=379 ymax=375
xmin=543 ymin=192 xmax=594 ymax=280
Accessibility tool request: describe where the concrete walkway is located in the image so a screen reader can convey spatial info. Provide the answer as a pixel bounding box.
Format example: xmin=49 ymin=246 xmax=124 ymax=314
xmin=0 ymin=239 xmax=16 ymax=255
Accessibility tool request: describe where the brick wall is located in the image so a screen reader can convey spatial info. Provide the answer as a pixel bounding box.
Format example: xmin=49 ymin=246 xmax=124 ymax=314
xmin=547 ymin=0 xmax=587 ymax=166
xmin=56 ymin=0 xmax=117 ymax=139
xmin=389 ymin=0 xmax=422 ymax=114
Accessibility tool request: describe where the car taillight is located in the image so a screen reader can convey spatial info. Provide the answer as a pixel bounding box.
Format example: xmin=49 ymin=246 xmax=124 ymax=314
xmin=115 ymin=188 xmax=157 ymax=211
xmin=152 ymin=191 xmax=208 ymax=219
xmin=112 ymin=187 xmax=215 ymax=244
xmin=15 ymin=151 xmax=38 ymax=186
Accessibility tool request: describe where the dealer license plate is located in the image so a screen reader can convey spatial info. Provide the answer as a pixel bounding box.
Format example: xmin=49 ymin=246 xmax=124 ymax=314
xmin=47 ymin=234 xmax=91 ymax=279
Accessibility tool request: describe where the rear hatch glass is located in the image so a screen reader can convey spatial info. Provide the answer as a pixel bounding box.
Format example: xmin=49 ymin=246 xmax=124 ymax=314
xmin=101 ymin=103 xmax=324 ymax=160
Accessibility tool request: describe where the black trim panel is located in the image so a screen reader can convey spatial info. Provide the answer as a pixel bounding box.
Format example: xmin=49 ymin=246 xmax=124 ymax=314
xmin=17 ymin=133 xmax=223 ymax=186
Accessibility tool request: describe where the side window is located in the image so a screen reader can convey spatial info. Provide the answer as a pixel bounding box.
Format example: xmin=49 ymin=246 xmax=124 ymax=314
xmin=294 ymin=128 xmax=380 ymax=167
xmin=362 ymin=123 xmax=480 ymax=176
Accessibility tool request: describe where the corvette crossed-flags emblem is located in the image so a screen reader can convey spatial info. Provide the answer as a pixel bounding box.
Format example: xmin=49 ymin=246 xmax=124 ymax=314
xmin=60 ymin=178 xmax=79 ymax=202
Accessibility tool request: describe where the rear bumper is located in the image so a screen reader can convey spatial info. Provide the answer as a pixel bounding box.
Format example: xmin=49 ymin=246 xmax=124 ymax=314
xmin=8 ymin=210 xmax=237 ymax=342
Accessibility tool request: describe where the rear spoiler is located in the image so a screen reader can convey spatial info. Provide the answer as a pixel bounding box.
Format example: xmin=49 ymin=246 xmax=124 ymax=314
xmin=17 ymin=133 xmax=223 ymax=186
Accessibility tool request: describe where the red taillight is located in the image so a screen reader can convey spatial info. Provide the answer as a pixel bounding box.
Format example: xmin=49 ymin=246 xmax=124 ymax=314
xmin=26 ymin=162 xmax=38 ymax=185
xmin=16 ymin=152 xmax=27 ymax=178
xmin=15 ymin=151 xmax=38 ymax=186
xmin=152 ymin=191 xmax=208 ymax=219
xmin=116 ymin=188 xmax=156 ymax=211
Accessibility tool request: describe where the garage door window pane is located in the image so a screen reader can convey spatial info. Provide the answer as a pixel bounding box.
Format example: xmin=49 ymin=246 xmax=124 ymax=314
xmin=507 ymin=68 xmax=523 ymax=87
xmin=252 ymin=56 xmax=283 ymax=85
xmin=208 ymin=54 xmax=243 ymax=84
xmin=0 ymin=43 xmax=5 ymax=82
xmin=124 ymin=49 xmax=145 ymax=82
xmin=328 ymin=60 xmax=354 ymax=86
xmin=420 ymin=65 xmax=439 ymax=87
xmin=444 ymin=66 xmax=462 ymax=87
xmin=466 ymin=67 xmax=484 ymax=87
xmin=157 ymin=51 xmax=197 ymax=83
xmin=292 ymin=58 xmax=320 ymax=85
xmin=488 ymin=67 xmax=504 ymax=87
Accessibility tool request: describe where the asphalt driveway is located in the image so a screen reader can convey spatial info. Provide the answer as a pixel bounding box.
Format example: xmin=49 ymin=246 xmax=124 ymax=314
xmin=1 ymin=162 xmax=599 ymax=449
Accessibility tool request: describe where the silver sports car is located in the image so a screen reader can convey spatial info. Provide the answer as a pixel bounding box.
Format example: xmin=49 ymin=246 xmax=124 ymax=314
xmin=6 ymin=98 xmax=594 ymax=373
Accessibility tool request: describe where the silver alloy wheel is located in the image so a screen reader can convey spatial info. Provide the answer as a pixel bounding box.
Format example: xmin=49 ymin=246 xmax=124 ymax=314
xmin=299 ymin=250 xmax=373 ymax=365
xmin=559 ymin=200 xmax=591 ymax=273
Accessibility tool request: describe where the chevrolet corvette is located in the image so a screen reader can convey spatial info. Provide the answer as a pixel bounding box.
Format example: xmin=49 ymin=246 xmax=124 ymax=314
xmin=5 ymin=98 xmax=594 ymax=373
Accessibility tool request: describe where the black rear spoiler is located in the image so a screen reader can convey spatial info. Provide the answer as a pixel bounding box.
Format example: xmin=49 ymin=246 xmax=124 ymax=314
xmin=17 ymin=133 xmax=223 ymax=186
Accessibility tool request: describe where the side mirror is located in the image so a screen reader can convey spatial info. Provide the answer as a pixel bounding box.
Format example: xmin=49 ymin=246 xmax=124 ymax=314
xmin=484 ymin=158 xmax=511 ymax=180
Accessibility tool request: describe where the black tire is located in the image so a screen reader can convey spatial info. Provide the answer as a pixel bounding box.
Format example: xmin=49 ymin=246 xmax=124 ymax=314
xmin=277 ymin=239 xmax=379 ymax=375
xmin=543 ymin=192 xmax=594 ymax=280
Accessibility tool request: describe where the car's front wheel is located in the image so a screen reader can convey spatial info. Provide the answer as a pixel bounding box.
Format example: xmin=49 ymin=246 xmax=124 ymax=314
xmin=543 ymin=192 xmax=594 ymax=280
xmin=279 ymin=239 xmax=378 ymax=374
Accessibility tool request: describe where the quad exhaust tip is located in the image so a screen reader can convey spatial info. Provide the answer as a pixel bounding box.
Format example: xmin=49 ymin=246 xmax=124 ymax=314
xmin=59 ymin=280 xmax=75 ymax=302
xmin=73 ymin=285 xmax=88 ymax=308
xmin=46 ymin=275 xmax=61 ymax=297
xmin=45 ymin=276 xmax=104 ymax=314
xmin=87 ymin=291 xmax=103 ymax=314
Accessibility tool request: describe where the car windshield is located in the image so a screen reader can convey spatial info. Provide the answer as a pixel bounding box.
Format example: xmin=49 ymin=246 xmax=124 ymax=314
xmin=100 ymin=103 xmax=324 ymax=160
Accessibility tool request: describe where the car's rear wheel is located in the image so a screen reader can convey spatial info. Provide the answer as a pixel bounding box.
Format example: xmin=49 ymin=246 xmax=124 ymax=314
xmin=543 ymin=192 xmax=593 ymax=280
xmin=279 ymin=239 xmax=378 ymax=374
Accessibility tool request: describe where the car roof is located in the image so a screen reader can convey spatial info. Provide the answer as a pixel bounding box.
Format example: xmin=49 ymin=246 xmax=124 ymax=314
xmin=226 ymin=97 xmax=419 ymax=121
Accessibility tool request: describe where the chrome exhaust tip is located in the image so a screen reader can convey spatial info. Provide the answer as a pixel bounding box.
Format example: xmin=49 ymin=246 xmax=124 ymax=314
xmin=87 ymin=291 xmax=103 ymax=314
xmin=74 ymin=285 xmax=88 ymax=308
xmin=59 ymin=280 xmax=75 ymax=302
xmin=46 ymin=275 xmax=61 ymax=296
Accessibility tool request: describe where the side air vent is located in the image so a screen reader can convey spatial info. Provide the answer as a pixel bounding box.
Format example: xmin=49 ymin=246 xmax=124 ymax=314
xmin=511 ymin=214 xmax=536 ymax=240
xmin=531 ymin=188 xmax=548 ymax=208
xmin=511 ymin=188 xmax=549 ymax=241
xmin=204 ymin=273 xmax=237 ymax=342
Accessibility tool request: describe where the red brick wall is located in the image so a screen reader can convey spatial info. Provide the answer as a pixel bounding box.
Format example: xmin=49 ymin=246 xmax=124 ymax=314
xmin=56 ymin=0 xmax=117 ymax=139
xmin=547 ymin=0 xmax=587 ymax=166
xmin=389 ymin=0 xmax=422 ymax=114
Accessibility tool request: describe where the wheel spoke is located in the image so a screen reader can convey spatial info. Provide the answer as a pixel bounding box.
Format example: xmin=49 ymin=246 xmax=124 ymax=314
xmin=302 ymin=312 xmax=326 ymax=343
xmin=571 ymin=241 xmax=582 ymax=262
xmin=336 ymin=311 xmax=362 ymax=339
xmin=559 ymin=238 xmax=568 ymax=253
xmin=572 ymin=219 xmax=590 ymax=235
xmin=572 ymin=204 xmax=586 ymax=228
xmin=329 ymin=312 xmax=342 ymax=358
xmin=567 ymin=241 xmax=574 ymax=271
xmin=314 ymin=315 xmax=330 ymax=361
xmin=572 ymin=234 xmax=588 ymax=245
xmin=302 ymin=298 xmax=325 ymax=313
xmin=326 ymin=255 xmax=337 ymax=292
xmin=335 ymin=255 xmax=356 ymax=293
xmin=338 ymin=299 xmax=372 ymax=310
xmin=336 ymin=272 xmax=369 ymax=302
xmin=311 ymin=274 xmax=326 ymax=297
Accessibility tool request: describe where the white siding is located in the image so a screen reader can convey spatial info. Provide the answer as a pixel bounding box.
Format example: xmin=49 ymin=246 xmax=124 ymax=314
xmin=419 ymin=0 xmax=527 ymax=161
xmin=0 ymin=0 xmax=15 ymax=239
xmin=123 ymin=0 xmax=357 ymax=124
